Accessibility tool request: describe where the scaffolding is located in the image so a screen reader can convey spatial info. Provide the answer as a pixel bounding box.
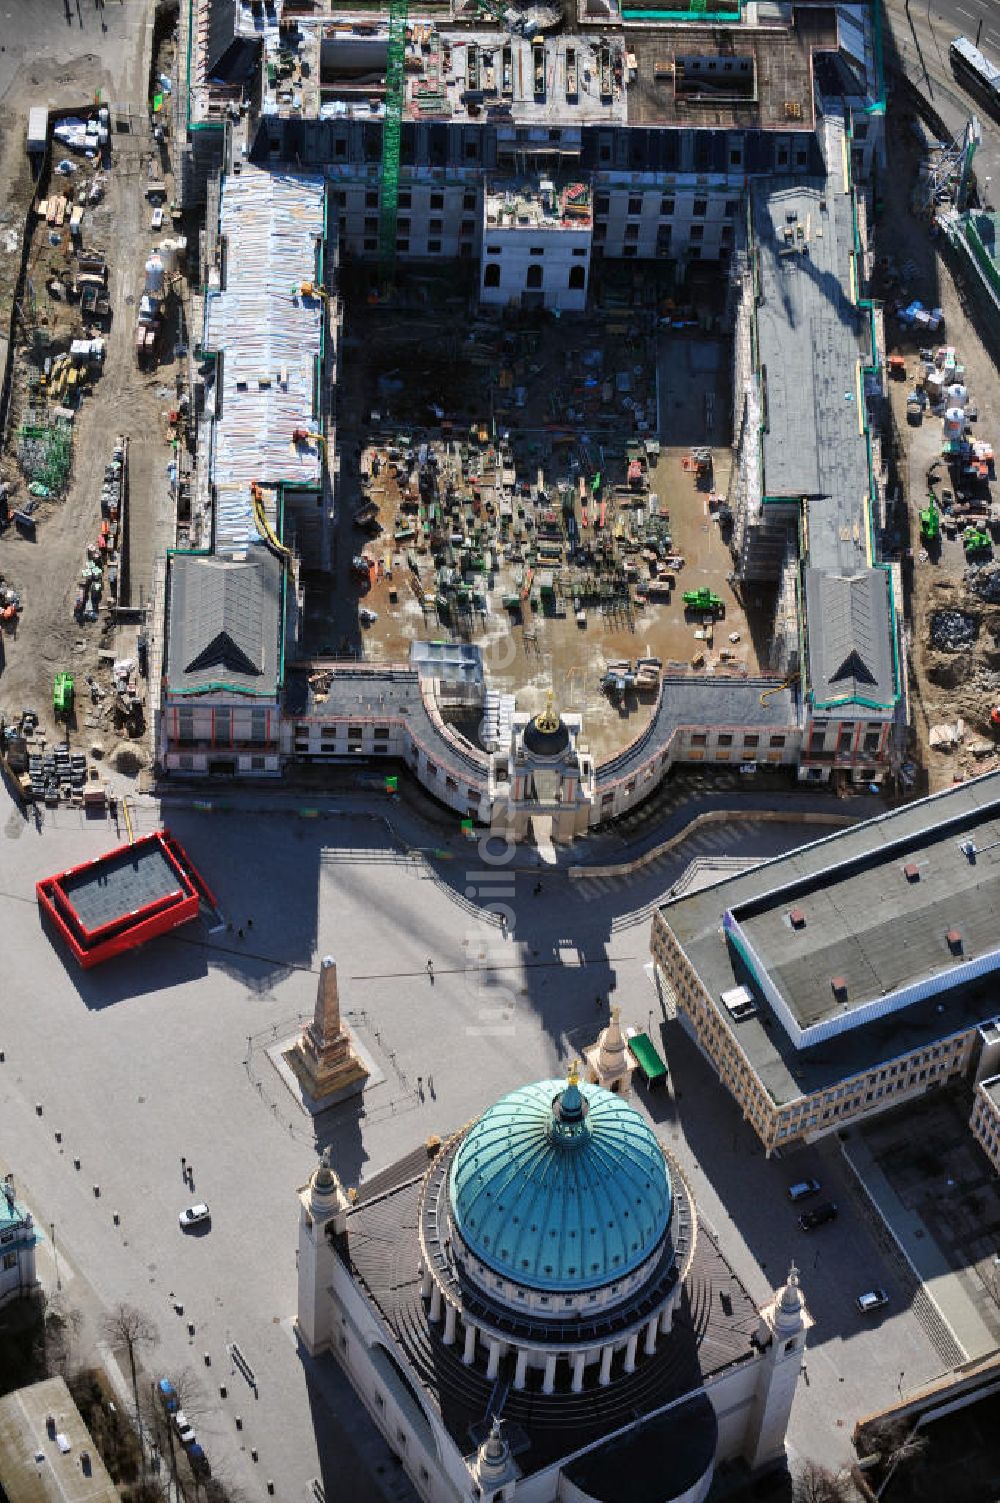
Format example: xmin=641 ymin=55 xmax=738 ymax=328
xmin=377 ymin=0 xmax=408 ymax=286
xmin=17 ymin=417 xmax=73 ymax=495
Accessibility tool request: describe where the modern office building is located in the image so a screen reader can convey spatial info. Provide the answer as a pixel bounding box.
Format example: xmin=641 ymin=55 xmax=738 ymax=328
xmin=651 ymin=773 xmax=1000 ymax=1155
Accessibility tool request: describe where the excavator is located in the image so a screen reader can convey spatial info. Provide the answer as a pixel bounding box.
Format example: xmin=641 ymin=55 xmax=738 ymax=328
xmin=291 ymin=427 xmax=326 ymax=450
xmin=295 ymin=282 xmax=328 ymax=302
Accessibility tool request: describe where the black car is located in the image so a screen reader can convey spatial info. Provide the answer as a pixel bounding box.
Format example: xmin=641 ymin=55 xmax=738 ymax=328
xmin=798 ymin=1201 xmax=838 ymax=1231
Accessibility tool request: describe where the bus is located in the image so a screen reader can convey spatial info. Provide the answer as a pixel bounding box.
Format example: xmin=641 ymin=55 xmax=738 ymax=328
xmin=950 ymin=34 xmax=1000 ymax=114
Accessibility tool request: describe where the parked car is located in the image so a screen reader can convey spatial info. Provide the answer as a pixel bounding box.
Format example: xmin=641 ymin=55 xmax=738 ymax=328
xmin=857 ymin=1288 xmax=889 ymax=1315
xmin=178 ymin=1203 xmax=210 ymax=1230
xmin=157 ymin=1378 xmax=178 ymax=1413
xmin=188 ymin=1444 xmax=211 ymax=1477
xmin=150 ymin=207 xmax=164 ymax=231
xmin=798 ymin=1201 xmax=838 ymax=1231
xmin=173 ymin=1412 xmax=196 ymax=1446
xmin=787 ymin=1179 xmax=821 ymax=1203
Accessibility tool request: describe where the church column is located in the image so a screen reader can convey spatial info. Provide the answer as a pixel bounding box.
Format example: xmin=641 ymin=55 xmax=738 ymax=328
xmin=486 ymin=1341 xmax=501 ymax=1380
xmin=542 ymin=1353 xmax=558 ymax=1395
xmin=430 ymin=1284 xmax=443 ymax=1322
xmin=571 ymin=1351 xmax=586 ymax=1394
xmin=420 ymin=1267 xmax=433 ymax=1299
xmin=443 ymin=1303 xmax=457 ymax=1345
xmin=623 ymin=1332 xmax=639 ymax=1374
xmin=513 ymin=1349 xmax=529 ymax=1391
xmin=598 ymin=1345 xmax=613 ymax=1387
xmin=659 ymin=1301 xmax=673 ymax=1335
xmin=462 ymin=1322 xmax=477 ymax=1366
xmin=644 ymin=1314 xmax=658 ymax=1356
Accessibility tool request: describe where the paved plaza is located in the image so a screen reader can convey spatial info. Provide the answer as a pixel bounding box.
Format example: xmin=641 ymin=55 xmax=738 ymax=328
xmin=0 ymin=789 xmax=943 ymax=1501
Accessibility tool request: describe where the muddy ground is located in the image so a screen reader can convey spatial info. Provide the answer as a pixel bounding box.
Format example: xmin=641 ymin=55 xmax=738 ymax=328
xmin=879 ymin=103 xmax=1000 ymax=791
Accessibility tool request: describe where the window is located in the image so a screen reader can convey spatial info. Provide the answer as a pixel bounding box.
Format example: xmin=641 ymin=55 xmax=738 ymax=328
xmin=214 ymin=709 xmax=231 ymax=746
xmin=693 ymin=198 xmax=707 ymax=216
xmin=623 ymin=245 xmax=637 ymax=258
xmin=430 ymin=192 xmax=444 ymax=209
xmin=743 ymin=734 xmax=759 ymax=748
xmin=529 ymin=246 xmax=544 ymax=256
xmin=365 ymin=190 xmax=378 ymax=209
xmin=334 ymin=138 xmax=347 ymax=159
xmin=769 ymin=734 xmax=785 ymax=748
xmin=427 ymin=239 xmax=441 ymax=253
xmin=660 ymin=196 xmax=674 ymax=216
xmin=628 ymin=196 xmax=642 ymax=216
xmin=250 ymin=755 xmax=265 ymax=771
xmin=364 ymin=216 xmax=378 ymax=236
xmin=725 ymin=199 xmax=738 ymax=217
xmin=397 ymin=216 xmax=411 ymax=233
xmin=461 ymin=219 xmax=474 ymax=237
xmin=690 ymin=224 xmax=704 ymax=242
xmin=691 ymin=733 xmax=707 ymax=747
xmin=572 ymin=247 xmax=587 ymax=257
xmin=463 ymin=191 xmax=476 ymax=210
xmin=625 ymin=223 xmax=639 ymax=242
xmin=398 ymin=190 xmax=412 ymax=209
xmin=595 ymin=193 xmax=610 ymax=215
xmin=777 ymin=146 xmax=789 ymax=166
xmin=864 ymin=730 xmax=880 ymax=753
xmin=429 ymin=217 xmax=443 ymax=233
xmin=484 ymin=262 xmax=500 ymax=288
xmin=363 ymin=238 xmax=377 ymax=252
xmin=568 ymin=265 xmax=585 ymax=291
xmin=2 ymin=1252 xmax=16 ymax=1271
xmin=526 ymin=263 xmax=543 ymax=290
xmin=730 ymin=146 xmax=742 ymax=166
xmin=717 ymin=733 xmax=733 ymax=747
xmin=396 ymin=239 xmax=409 ymax=253
xmin=177 ymin=708 xmax=195 ymax=744
xmin=486 ymin=244 xmax=501 ymax=255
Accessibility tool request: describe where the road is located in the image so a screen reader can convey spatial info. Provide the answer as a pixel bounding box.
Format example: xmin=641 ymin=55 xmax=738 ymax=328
xmin=0 ymin=789 xmax=946 ymax=1502
xmin=883 ymin=0 xmax=1000 ymax=197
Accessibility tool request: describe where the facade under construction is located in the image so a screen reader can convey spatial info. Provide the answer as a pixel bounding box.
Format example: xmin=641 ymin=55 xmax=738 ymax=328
xmin=155 ymin=0 xmax=906 ymax=829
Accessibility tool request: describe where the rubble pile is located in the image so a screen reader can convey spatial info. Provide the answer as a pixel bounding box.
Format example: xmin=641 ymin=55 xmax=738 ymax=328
xmin=930 ymin=609 xmax=979 ymax=651
xmin=966 ymin=565 xmax=1000 ymax=603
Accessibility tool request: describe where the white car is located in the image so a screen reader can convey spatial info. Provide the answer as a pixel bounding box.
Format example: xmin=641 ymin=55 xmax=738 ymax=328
xmin=173 ymin=1412 xmax=196 ymax=1446
xmin=178 ymin=1203 xmax=210 ymax=1230
xmin=857 ymin=1288 xmax=889 ymax=1315
xmin=151 ymin=206 xmax=164 ymax=230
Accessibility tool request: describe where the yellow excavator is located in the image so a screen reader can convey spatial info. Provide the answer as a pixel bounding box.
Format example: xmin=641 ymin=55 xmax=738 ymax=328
xmin=760 ymin=673 xmax=798 ymax=708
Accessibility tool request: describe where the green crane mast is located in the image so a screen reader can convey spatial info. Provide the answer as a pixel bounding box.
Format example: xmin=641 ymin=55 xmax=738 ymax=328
xmin=378 ymin=0 xmax=408 ymax=288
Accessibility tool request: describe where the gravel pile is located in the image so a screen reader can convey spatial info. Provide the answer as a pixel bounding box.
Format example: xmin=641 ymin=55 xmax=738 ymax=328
xmin=930 ymin=610 xmax=979 ymax=651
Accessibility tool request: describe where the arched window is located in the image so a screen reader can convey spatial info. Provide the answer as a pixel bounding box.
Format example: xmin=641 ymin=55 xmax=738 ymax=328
xmin=483 ymin=262 xmax=501 ymax=288
xmin=526 ymin=262 xmax=543 ymax=290
xmin=568 ymin=265 xmax=585 ymax=291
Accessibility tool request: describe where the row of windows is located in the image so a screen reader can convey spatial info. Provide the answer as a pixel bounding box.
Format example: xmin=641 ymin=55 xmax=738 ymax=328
xmin=595 ymin=194 xmax=740 ymax=219
xmin=690 ymin=732 xmax=786 ymax=749
xmin=483 ymin=263 xmax=586 ymax=292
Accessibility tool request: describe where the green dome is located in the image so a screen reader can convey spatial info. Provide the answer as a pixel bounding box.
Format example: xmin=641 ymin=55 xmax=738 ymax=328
xmin=448 ymin=1076 xmax=671 ymax=1293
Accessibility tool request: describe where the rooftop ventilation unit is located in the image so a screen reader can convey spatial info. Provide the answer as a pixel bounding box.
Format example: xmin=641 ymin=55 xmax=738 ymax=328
xmin=903 ymin=862 xmax=920 ymax=882
xmin=831 ymin=976 xmax=848 ymax=1001
xmin=788 ymin=907 xmax=806 ymax=929
xmin=946 ymin=928 xmax=963 ymax=955
xmin=721 ymin=984 xmax=757 ymax=1021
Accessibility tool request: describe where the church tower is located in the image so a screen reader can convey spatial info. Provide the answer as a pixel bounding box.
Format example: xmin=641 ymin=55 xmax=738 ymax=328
xmin=296 ymin=1148 xmax=350 ymax=1356
xmin=745 ymin=1261 xmax=812 ymax=1470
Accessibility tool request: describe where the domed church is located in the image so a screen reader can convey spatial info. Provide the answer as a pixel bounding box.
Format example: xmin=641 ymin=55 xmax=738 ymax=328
xmin=297 ymin=1068 xmax=810 ymax=1503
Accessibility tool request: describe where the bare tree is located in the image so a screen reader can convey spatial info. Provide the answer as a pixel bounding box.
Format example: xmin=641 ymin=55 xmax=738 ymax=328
xmin=793 ymin=1460 xmax=852 ymax=1503
xmin=101 ymin=1303 xmax=160 ymax=1478
xmin=44 ymin=1300 xmax=84 ymax=1379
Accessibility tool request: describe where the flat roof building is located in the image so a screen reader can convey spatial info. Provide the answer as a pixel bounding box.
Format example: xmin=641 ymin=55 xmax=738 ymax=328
xmin=651 ymin=773 xmax=1000 ymax=1153
xmin=0 ymin=1379 xmax=117 ymax=1503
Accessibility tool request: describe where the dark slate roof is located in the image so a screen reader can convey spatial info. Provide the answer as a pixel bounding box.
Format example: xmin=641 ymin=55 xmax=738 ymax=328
xmin=205 ymin=0 xmax=260 ymax=85
xmin=561 ymin=1389 xmax=718 ymax=1503
xmin=166 ymin=550 xmax=281 ymax=695
xmin=804 ymin=568 xmax=896 ymax=712
xmin=340 ymin=1166 xmax=760 ymax=1479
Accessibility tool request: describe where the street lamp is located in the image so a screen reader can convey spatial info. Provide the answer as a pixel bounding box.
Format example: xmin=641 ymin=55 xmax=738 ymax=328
xmin=897 ymin=1369 xmax=905 ymax=1397
xmin=50 ymin=1222 xmax=61 ymax=1292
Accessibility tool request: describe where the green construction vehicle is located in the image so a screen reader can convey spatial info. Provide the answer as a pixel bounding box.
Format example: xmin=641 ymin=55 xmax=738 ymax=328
xmin=919 ymin=498 xmax=940 ymax=542
xmin=53 ymin=672 xmax=74 ymax=718
xmin=682 ymin=587 xmax=724 ymax=616
xmin=963 ymin=526 xmax=992 ymax=555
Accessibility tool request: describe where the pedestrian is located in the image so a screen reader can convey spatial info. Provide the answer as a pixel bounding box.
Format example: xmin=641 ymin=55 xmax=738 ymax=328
xmin=238 ymin=927 xmax=245 ymax=940
xmin=500 ymin=914 xmax=508 ymax=937
xmin=181 ymin=1156 xmax=186 ymax=1170
xmin=427 ymin=1074 xmax=434 ymax=1094
xmin=426 ymin=958 xmax=434 ymax=977
xmin=247 ymin=918 xmax=254 ymax=930
xmin=533 ymin=881 xmax=543 ymax=896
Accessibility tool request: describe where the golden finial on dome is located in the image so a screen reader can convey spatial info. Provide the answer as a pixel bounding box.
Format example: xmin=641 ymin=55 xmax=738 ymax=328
xmin=534 ymin=690 xmax=561 ymax=734
xmin=567 ymin=1058 xmax=581 ymax=1087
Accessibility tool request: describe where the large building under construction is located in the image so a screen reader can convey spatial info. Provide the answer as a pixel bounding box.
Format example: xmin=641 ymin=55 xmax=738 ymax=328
xmin=153 ymin=0 xmax=904 ymax=829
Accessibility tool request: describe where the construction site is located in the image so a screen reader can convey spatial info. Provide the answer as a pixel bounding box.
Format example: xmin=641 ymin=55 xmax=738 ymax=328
xmin=325 ymin=295 xmax=763 ymax=763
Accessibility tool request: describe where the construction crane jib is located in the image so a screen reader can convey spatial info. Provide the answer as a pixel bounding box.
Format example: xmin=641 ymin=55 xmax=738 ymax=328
xmin=378 ymin=0 xmax=408 ymax=286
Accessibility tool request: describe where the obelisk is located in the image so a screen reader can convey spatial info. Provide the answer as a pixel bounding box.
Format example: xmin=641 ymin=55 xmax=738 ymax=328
xmin=288 ymin=956 xmax=369 ymax=1103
